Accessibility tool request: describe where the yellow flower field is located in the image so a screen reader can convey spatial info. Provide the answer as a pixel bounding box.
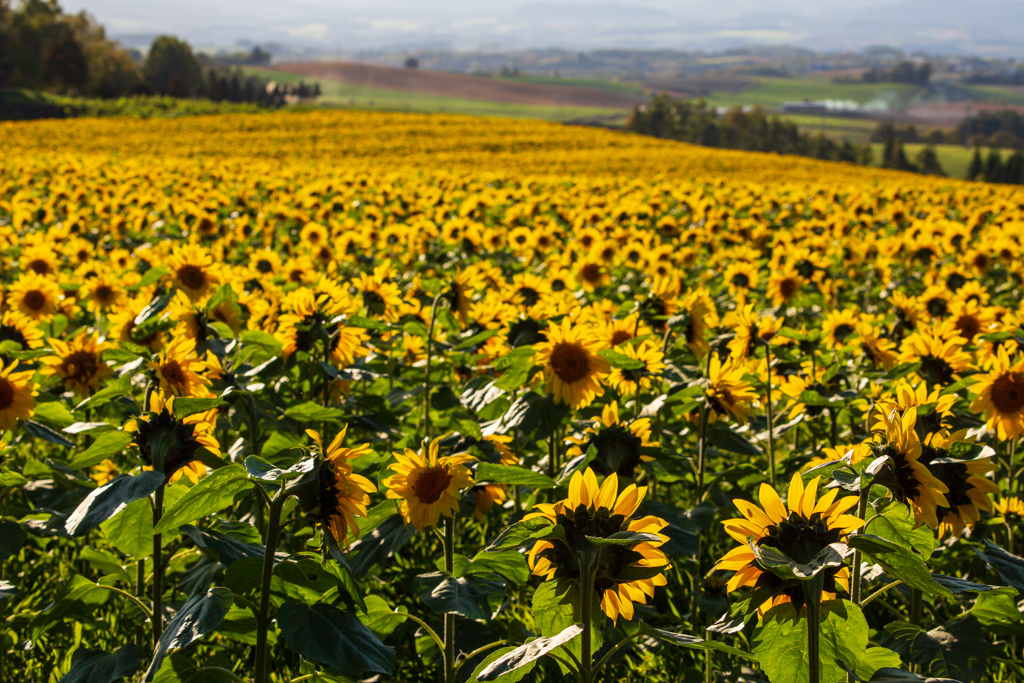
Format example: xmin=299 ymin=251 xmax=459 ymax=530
xmin=1 ymin=110 xmax=1023 ymax=683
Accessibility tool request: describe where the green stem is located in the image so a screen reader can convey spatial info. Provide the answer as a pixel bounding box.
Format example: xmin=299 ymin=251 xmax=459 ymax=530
xmin=244 ymin=393 xmax=260 ymax=456
xmin=593 ymin=632 xmax=643 ymax=677
xmin=766 ymin=342 xmax=776 ymax=487
xmin=804 ymin=588 xmax=822 ymax=683
xmin=423 ymin=293 xmax=443 ymax=441
xmin=152 ymin=484 xmax=165 ymax=647
xmin=859 ymin=580 xmax=901 ymax=607
xmin=1008 ymin=439 xmax=1017 ymax=495
xmin=697 ymin=349 xmax=713 ymax=505
xmin=580 ymin=565 xmax=595 ymax=683
xmin=453 ymin=640 xmax=508 ymax=673
xmin=254 ymin=488 xmax=287 ymax=683
xmin=548 ymin=432 xmax=559 ymax=501
xmin=444 ymin=515 xmax=456 ymax=683
xmin=850 ymin=487 xmax=869 ymax=605
xmin=399 ymin=612 xmax=445 ymax=653
xmin=93 ymin=584 xmax=154 ymax=621
xmin=136 ymin=558 xmax=146 ymax=646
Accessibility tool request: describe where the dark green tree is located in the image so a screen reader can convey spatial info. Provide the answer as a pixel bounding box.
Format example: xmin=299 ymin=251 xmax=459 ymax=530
xmin=966 ymin=148 xmax=984 ymax=180
xmin=914 ymin=146 xmax=945 ymax=176
xmin=984 ymin=149 xmax=1004 ymax=182
xmin=143 ymin=35 xmax=201 ymax=97
xmin=1004 ymin=151 xmax=1024 ymax=185
xmin=41 ymin=23 xmax=88 ymax=90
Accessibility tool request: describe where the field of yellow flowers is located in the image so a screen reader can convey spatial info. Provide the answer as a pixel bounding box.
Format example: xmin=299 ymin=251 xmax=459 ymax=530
xmin=1 ymin=110 xmax=1024 ymax=683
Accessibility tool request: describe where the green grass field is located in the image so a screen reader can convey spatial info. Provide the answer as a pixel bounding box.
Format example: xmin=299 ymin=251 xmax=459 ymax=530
xmin=868 ymin=142 xmax=976 ymax=179
xmin=778 ymin=113 xmax=879 ymax=144
xmin=491 ymin=74 xmax=648 ymax=98
xmin=245 ymin=67 xmax=628 ymax=124
xmin=703 ymin=76 xmax=923 ymax=110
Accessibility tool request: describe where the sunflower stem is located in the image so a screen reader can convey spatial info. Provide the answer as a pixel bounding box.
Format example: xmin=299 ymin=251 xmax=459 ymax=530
xmin=802 ymin=576 xmax=824 ymax=683
xmin=850 ymin=486 xmax=869 ymax=605
xmin=152 ymin=484 xmax=164 ymax=648
xmin=697 ymin=349 xmax=713 ymax=504
xmin=765 ymin=342 xmax=776 ymax=487
xmin=1008 ymin=438 xmax=1017 ymax=495
xmin=444 ymin=515 xmax=456 ymax=683
xmin=135 ymin=557 xmax=146 ymax=646
xmin=423 ymin=293 xmax=443 ymax=441
xmin=255 ymin=487 xmax=287 ymax=683
xmin=548 ymin=432 xmax=559 ymax=501
xmin=580 ymin=564 xmax=595 ymax=683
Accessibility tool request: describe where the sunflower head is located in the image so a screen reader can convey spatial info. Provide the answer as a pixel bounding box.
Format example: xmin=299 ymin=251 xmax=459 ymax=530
xmin=382 ymin=437 xmax=476 ymax=531
xmin=715 ymin=473 xmax=863 ymax=615
xmin=534 ymin=319 xmax=611 ymax=410
xmin=131 ymin=392 xmax=219 ymax=484
xmin=526 ymin=468 xmax=670 ymax=622
xmin=566 ymin=402 xmax=657 ymax=478
xmin=304 ymin=426 xmax=377 ymax=549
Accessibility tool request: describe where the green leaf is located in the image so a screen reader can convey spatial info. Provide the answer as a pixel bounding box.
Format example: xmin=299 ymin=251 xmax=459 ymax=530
xmin=476 ymin=463 xmax=556 ymax=489
xmin=133 ymin=266 xmax=169 ymax=291
xmin=171 ymin=397 xmax=226 ymax=418
xmin=69 ymin=430 xmax=134 ymax=469
xmin=975 ymin=540 xmax=1024 ymax=592
xmin=865 ymin=502 xmax=936 ymax=558
xmin=484 ymin=517 xmax=555 ymax=552
xmin=586 ymin=531 xmax=662 ymax=547
xmin=754 ymin=601 xmax=900 ymax=683
xmin=34 ymin=401 xmax=75 ymax=428
xmin=283 ymin=401 xmax=345 ymax=423
xmin=32 ymin=575 xmax=113 ymax=636
xmin=276 ymin=602 xmax=396 ymax=677
xmin=598 ymin=349 xmax=646 ymax=370
xmin=78 ymin=547 xmax=131 ymax=583
xmin=881 ymin=617 xmax=988 ymax=682
xmin=144 ymin=588 xmax=233 ymax=681
xmin=637 ymin=622 xmax=755 ymax=659
xmin=239 ymin=330 xmax=283 ymax=354
xmin=0 ymin=469 xmax=28 ymax=486
xmin=180 ymin=525 xmax=265 ymax=566
xmin=970 ymin=592 xmax=1024 ymax=636
xmin=465 ymin=550 xmax=531 ymax=586
xmin=0 ymin=519 xmax=27 ymax=561
xmin=453 ymin=328 xmax=502 ymax=350
xmin=414 ymin=571 xmax=505 ymax=621
xmin=244 ymin=455 xmax=315 ymax=482
xmin=153 ymin=465 xmax=253 ymax=534
xmin=58 ymin=644 xmax=144 ymax=683
xmin=847 ymin=534 xmax=953 ymax=600
xmin=358 ymin=595 xmax=407 ymax=638
xmin=75 ymin=375 xmax=133 ymax=411
xmin=468 ymin=646 xmax=537 ymax=683
xmin=65 ymin=472 xmax=165 ymax=537
xmin=493 ymin=347 xmax=536 ymax=392
xmin=0 ymin=580 xmax=15 ymax=601
xmin=23 ymin=419 xmax=75 ymax=448
xmin=751 ymin=540 xmax=849 ymax=581
xmin=531 ymin=578 xmax=577 ymax=638
xmin=477 ymin=624 xmax=583 ymax=681
xmin=707 ymin=423 xmax=761 ymax=456
xmin=100 ymin=498 xmax=153 ymax=558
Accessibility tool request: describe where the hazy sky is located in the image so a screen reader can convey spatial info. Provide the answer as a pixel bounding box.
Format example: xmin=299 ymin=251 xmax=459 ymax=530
xmin=59 ymin=0 xmax=1023 ymax=55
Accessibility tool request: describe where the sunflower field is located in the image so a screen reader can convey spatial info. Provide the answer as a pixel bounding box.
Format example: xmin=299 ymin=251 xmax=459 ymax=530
xmin=1 ymin=110 xmax=1024 ymax=683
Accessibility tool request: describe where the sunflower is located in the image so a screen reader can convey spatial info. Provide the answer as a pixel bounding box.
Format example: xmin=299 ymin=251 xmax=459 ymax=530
xmin=822 ymin=308 xmax=861 ymax=349
xmin=447 ymin=269 xmax=480 ymax=324
xmin=353 ymin=271 xmax=403 ymax=323
xmin=525 ymin=468 xmax=670 ymax=623
xmin=132 ymin=391 xmax=220 ymax=484
xmin=306 ymin=426 xmax=377 ymax=549
xmin=331 ymin=325 xmax=371 ymax=369
xmin=598 ymin=314 xmax=651 ymax=349
xmin=678 ymin=288 xmax=718 ymax=352
xmin=898 ymin=329 xmax=971 ymax=386
xmin=767 ymin=269 xmax=802 ymax=307
xmin=109 ymin=297 xmax=165 ymax=352
xmin=724 ymin=304 xmax=781 ymax=360
xmin=7 ymin=272 xmax=62 ymax=320
xmin=706 ymin=354 xmax=758 ymax=424
xmin=918 ymin=431 xmax=999 ymax=539
xmin=473 ymin=484 xmax=510 ymax=523
xmin=166 ymin=244 xmax=220 ymax=301
xmin=90 ymin=459 xmax=119 ymax=486
xmin=970 ymin=345 xmax=1024 ymax=441
xmin=994 ymin=496 xmax=1024 ymax=520
xmin=722 ymin=261 xmax=759 ymax=297
xmin=82 ymin=275 xmax=126 ymax=314
xmin=534 ymin=319 xmax=611 ymax=409
xmin=40 ymin=332 xmax=113 ymax=398
xmin=856 ymin=321 xmax=898 ymax=370
xmin=566 ymin=402 xmax=658 ymax=478
xmin=0 ymin=311 xmax=45 ymax=354
xmin=149 ymin=336 xmax=210 ymax=397
xmin=714 ymin=473 xmax=863 ymax=614
xmin=382 ymin=437 xmax=476 ymax=531
xmin=0 ymin=361 xmax=37 ymax=431
xmin=606 ymin=341 xmax=665 ymax=396
xmin=870 ymin=407 xmax=950 ymax=530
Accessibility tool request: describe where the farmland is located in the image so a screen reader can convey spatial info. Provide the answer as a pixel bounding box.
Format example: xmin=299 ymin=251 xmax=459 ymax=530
xmin=1 ymin=110 xmax=1024 ymax=683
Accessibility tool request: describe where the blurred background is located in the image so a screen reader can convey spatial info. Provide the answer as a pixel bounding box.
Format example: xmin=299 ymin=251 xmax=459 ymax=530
xmin=3 ymin=0 xmax=1024 ymax=182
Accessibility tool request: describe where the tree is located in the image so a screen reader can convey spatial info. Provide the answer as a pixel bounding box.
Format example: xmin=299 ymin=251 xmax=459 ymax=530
xmin=914 ymin=147 xmax=945 ymax=176
xmin=404 ymin=56 xmax=419 ymax=69
xmin=41 ymin=23 xmax=88 ymax=90
xmin=881 ymin=137 xmax=917 ymax=172
xmin=966 ymin=148 xmax=984 ymax=180
xmin=1004 ymin=151 xmax=1024 ymax=185
xmin=984 ymin=149 xmax=1004 ymax=183
xmin=143 ymin=35 xmax=201 ymax=97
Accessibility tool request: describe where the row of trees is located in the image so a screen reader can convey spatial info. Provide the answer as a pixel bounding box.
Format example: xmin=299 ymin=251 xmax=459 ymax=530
xmin=956 ymin=110 xmax=1024 ymax=150
xmin=1 ymin=1 xmax=318 ymax=108
xmin=861 ymin=60 xmax=932 ymax=84
xmin=0 ymin=0 xmax=141 ymax=97
xmin=966 ymin=148 xmax=1024 ymax=184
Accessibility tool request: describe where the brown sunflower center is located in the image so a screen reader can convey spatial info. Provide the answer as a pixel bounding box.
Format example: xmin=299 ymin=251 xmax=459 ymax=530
xmin=62 ymin=350 xmax=100 ymax=385
xmin=27 ymin=259 xmax=51 ymax=275
xmin=413 ymin=465 xmax=453 ymax=504
xmin=177 ymin=265 xmax=207 ymax=291
xmin=954 ymin=314 xmax=980 ymax=341
xmin=992 ymin=373 xmax=1024 ymax=415
xmin=0 ymin=377 xmax=15 ymax=410
xmin=581 ymin=263 xmax=602 ymax=284
xmin=550 ymin=342 xmax=591 ymax=384
xmin=256 ymin=259 xmax=273 ymax=273
xmin=778 ymin=277 xmax=798 ymax=299
xmin=610 ymin=330 xmax=633 ymax=346
xmin=94 ymin=285 xmax=115 ymax=303
xmin=160 ymin=361 xmax=187 ymax=389
xmin=22 ymin=289 xmax=47 ymax=312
